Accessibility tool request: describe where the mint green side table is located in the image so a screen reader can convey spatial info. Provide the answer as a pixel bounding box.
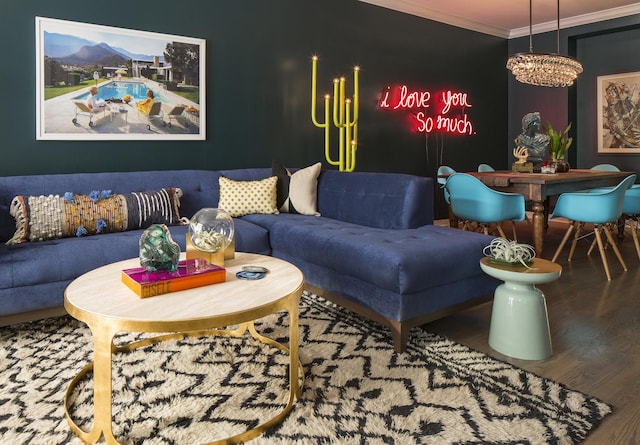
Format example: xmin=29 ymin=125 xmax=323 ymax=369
xmin=480 ymin=257 xmax=562 ymax=360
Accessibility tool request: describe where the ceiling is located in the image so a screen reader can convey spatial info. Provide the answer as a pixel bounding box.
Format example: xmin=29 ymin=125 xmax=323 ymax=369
xmin=358 ymin=0 xmax=640 ymax=38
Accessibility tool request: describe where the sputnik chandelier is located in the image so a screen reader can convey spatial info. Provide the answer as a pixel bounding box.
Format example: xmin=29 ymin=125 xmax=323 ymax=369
xmin=506 ymin=0 xmax=583 ymax=87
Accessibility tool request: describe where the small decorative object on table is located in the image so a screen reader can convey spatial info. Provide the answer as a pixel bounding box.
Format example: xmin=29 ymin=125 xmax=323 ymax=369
xmin=139 ymin=224 xmax=181 ymax=272
xmin=515 ymin=112 xmax=550 ymax=173
xmin=122 ymin=258 xmax=226 ymax=298
xmin=544 ymin=121 xmax=572 ymax=173
xmin=187 ymin=208 xmax=235 ymax=267
xmin=483 ymin=238 xmax=536 ymax=268
xmin=512 ymin=146 xmax=533 ymax=173
xmin=236 ymin=265 xmax=270 ymax=280
xmin=541 ymin=162 xmax=557 ymax=174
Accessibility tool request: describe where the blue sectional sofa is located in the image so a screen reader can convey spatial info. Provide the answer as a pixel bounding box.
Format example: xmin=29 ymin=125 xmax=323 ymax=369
xmin=0 ymin=168 xmax=498 ymax=351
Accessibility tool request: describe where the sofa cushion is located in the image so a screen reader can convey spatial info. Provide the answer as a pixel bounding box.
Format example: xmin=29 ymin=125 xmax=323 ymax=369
xmin=230 ymin=218 xmax=271 ymax=256
xmin=0 ymin=171 xmax=231 ymax=244
xmin=6 ymin=188 xmax=182 ymax=245
xmin=246 ymin=214 xmax=493 ymax=295
xmin=218 ymin=176 xmax=278 ymax=217
xmin=272 ymin=162 xmax=321 ymax=216
xmin=0 ymin=220 xmax=271 ymax=294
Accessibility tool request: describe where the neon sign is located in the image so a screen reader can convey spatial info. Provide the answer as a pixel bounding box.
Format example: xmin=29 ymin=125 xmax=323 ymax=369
xmin=378 ymin=85 xmax=476 ymax=136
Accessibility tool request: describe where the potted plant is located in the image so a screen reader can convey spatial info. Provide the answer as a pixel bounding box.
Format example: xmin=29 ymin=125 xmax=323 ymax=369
xmin=544 ymin=121 xmax=573 ymax=172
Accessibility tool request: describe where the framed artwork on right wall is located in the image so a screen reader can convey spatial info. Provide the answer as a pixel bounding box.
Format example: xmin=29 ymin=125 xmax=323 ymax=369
xmin=597 ymin=71 xmax=640 ymax=153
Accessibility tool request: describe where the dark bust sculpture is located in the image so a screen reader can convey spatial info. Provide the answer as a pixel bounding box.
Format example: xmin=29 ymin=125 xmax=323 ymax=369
xmin=515 ymin=112 xmax=550 ymax=172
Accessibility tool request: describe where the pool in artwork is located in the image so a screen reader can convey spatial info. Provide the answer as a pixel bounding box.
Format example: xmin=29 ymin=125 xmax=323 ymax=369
xmin=74 ymin=81 xmax=169 ymax=103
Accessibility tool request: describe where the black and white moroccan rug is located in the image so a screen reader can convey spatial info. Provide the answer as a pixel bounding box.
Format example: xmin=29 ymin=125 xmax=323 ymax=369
xmin=0 ymin=292 xmax=611 ymax=445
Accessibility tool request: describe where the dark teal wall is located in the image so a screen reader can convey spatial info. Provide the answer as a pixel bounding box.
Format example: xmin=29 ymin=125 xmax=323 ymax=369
xmin=575 ymin=24 xmax=640 ymax=170
xmin=508 ymin=15 xmax=640 ymax=172
xmin=1 ymin=0 xmax=507 ymax=182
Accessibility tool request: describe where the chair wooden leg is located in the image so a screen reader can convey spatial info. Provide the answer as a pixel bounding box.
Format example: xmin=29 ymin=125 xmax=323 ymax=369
xmin=588 ymin=222 xmax=615 ymax=256
xmin=603 ymin=225 xmax=628 ymax=272
xmin=511 ymin=221 xmax=518 ymax=241
xmin=496 ymin=224 xmax=507 ymax=239
xmin=552 ymin=222 xmax=575 ymax=263
xmin=568 ymin=222 xmax=584 ymax=262
xmin=587 ymin=236 xmax=598 ymax=256
xmin=630 ymin=217 xmax=640 ymax=261
xmin=461 ymin=220 xmax=475 ymax=232
xmin=594 ymin=226 xmax=613 ymax=280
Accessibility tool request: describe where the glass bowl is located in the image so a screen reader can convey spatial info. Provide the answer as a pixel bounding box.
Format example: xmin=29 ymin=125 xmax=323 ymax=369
xmin=188 ymin=208 xmax=234 ymax=253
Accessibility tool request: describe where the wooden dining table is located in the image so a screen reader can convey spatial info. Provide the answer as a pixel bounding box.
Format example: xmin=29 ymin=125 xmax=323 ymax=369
xmin=453 ymin=169 xmax=634 ymax=255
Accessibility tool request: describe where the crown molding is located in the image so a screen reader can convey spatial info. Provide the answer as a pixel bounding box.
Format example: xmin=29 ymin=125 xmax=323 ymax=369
xmin=358 ymin=0 xmax=640 ymax=39
xmin=358 ymin=0 xmax=511 ymax=38
xmin=509 ymin=4 xmax=640 ymax=38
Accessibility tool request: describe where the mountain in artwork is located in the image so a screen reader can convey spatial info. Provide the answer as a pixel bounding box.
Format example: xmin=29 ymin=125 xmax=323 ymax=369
xmin=44 ymin=31 xmax=165 ymax=66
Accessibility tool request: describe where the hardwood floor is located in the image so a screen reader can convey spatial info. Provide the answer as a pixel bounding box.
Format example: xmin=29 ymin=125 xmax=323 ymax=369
xmin=426 ymin=218 xmax=640 ymax=444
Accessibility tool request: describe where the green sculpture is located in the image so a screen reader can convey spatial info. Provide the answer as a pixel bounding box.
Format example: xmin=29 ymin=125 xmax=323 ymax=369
xmin=139 ymin=224 xmax=181 ymax=272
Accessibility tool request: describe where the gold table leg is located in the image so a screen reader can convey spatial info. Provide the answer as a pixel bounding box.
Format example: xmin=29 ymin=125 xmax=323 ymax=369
xmin=65 ymin=300 xmax=303 ymax=445
xmin=64 ymin=323 xmax=120 ymax=444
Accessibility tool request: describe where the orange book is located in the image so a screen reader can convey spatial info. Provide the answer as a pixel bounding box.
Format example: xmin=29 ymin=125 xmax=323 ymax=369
xmin=121 ymin=258 xmax=226 ymax=298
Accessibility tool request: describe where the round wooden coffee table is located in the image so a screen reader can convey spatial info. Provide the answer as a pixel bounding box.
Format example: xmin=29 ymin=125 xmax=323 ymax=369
xmin=64 ymin=252 xmax=304 ymax=445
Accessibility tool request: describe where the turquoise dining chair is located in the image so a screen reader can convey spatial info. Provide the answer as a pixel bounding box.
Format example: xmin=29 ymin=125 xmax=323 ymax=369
xmin=477 ymin=163 xmax=495 ymax=172
xmin=437 ymin=165 xmax=456 ymax=203
xmin=591 ymin=163 xmax=621 ymax=172
xmin=620 ymin=186 xmax=640 ymax=260
xmin=445 ymin=173 xmax=525 ymax=239
xmin=437 ymin=165 xmax=456 ymax=186
xmin=588 ymin=165 xmax=640 ymax=261
xmin=550 ymin=174 xmax=637 ymax=280
xmin=591 ymin=163 xmax=640 ymax=192
xmin=477 ymin=163 xmax=534 ymax=227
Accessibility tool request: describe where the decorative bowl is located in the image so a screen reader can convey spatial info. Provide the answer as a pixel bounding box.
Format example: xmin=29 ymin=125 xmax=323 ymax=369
xmin=188 ymin=208 xmax=234 ymax=253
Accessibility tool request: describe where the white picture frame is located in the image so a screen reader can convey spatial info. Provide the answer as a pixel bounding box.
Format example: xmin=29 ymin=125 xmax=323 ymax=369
xmin=36 ymin=16 xmax=205 ymax=140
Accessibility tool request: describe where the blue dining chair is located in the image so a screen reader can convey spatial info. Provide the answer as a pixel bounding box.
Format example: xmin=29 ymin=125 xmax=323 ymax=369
xmin=589 ymin=164 xmax=640 ymax=260
xmin=550 ymin=174 xmax=637 ymax=280
xmin=589 ymin=166 xmax=640 ymax=259
xmin=437 ymin=165 xmax=456 ymax=202
xmin=477 ymin=163 xmax=534 ymax=227
xmin=437 ymin=165 xmax=456 ymax=186
xmin=591 ymin=163 xmax=621 ymax=172
xmin=477 ymin=163 xmax=495 ymax=172
xmin=445 ymin=173 xmax=525 ymax=240
xmin=591 ymin=163 xmax=640 ymax=192
xmin=621 ymin=186 xmax=640 ymax=260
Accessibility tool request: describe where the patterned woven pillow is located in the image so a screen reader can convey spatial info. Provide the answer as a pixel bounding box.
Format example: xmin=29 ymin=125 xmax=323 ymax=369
xmin=6 ymin=188 xmax=182 ymax=244
xmin=218 ymin=176 xmax=278 ymax=217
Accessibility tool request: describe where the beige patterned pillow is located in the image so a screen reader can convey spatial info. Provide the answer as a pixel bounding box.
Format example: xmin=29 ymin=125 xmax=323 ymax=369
xmin=218 ymin=176 xmax=279 ymax=217
xmin=6 ymin=188 xmax=182 ymax=244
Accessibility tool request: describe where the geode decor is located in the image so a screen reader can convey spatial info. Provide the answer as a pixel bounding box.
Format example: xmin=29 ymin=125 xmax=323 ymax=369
xmin=139 ymin=224 xmax=181 ymax=272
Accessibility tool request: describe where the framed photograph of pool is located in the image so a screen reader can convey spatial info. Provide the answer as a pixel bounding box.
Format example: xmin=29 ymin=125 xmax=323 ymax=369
xmin=35 ymin=17 xmax=205 ymax=140
xmin=596 ymin=71 xmax=640 ymax=153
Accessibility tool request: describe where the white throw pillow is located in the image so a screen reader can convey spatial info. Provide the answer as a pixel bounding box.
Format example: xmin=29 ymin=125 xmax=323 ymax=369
xmin=273 ymin=162 xmax=322 ymax=216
